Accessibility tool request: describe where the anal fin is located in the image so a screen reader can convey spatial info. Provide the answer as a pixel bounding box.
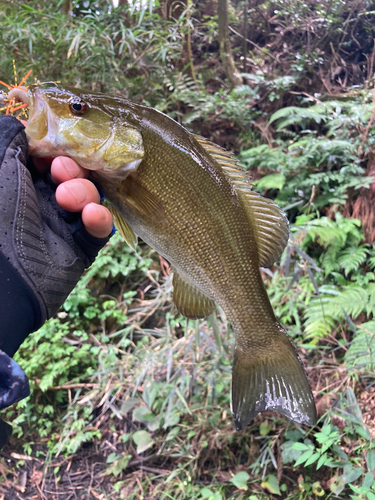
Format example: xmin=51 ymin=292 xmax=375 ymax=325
xmin=172 ymin=270 xmax=215 ymax=320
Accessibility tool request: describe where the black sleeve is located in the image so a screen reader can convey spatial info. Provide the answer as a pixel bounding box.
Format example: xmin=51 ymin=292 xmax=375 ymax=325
xmin=0 ymin=251 xmax=41 ymax=357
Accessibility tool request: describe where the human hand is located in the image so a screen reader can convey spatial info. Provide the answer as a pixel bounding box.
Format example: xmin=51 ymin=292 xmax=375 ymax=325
xmin=19 ymin=115 xmax=113 ymax=238
xmin=30 ymin=153 xmax=113 ymax=239
xmin=0 ymin=115 xmax=113 ymax=334
xmin=0 ymin=115 xmax=116 ymax=448
xmin=52 ymin=156 xmax=113 ymax=238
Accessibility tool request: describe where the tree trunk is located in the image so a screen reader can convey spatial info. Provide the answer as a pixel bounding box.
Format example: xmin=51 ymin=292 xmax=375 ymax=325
xmin=218 ymin=0 xmax=242 ymax=86
xmin=243 ymin=0 xmax=247 ymax=72
xmin=116 ymin=0 xmax=130 ymax=27
xmin=61 ymin=0 xmax=72 ymax=15
xmin=185 ymin=0 xmax=198 ymax=83
xmin=160 ymin=0 xmax=197 ymax=83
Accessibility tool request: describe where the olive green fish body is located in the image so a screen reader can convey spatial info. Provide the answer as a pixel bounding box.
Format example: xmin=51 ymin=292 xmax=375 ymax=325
xmin=21 ymin=85 xmax=317 ymax=429
xmin=94 ymin=111 xmax=259 ymax=302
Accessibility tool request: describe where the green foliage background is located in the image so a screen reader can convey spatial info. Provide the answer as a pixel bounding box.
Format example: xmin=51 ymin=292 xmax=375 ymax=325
xmin=1 ymin=0 xmax=375 ymax=499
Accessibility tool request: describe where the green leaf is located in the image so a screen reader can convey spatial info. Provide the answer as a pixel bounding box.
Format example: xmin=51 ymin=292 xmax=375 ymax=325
xmin=133 ymin=406 xmax=154 ymax=422
xmin=255 ymin=173 xmax=286 ymax=191
xmin=363 ymin=472 xmax=374 ymax=488
xmin=291 ymin=442 xmax=311 ymax=451
xmin=367 ymin=450 xmax=375 ymax=471
xmin=304 ymin=452 xmax=321 ymax=467
xmin=294 ymin=449 xmax=314 ymax=466
xmin=106 ymin=452 xmax=119 ymax=464
xmin=212 ymin=494 xmax=222 ymax=500
xmin=166 ymin=426 xmax=180 ymax=441
xmin=317 ymin=453 xmax=328 ymax=470
xmin=356 ymin=426 xmax=371 ymax=440
xmin=349 ymin=484 xmax=369 ymax=494
xmin=366 ymin=491 xmax=375 ymax=500
xmin=147 ymin=414 xmax=162 ymax=432
xmin=229 ymin=472 xmax=250 ymax=490
xmin=285 ymin=430 xmax=304 ymax=441
xmin=259 ymin=421 xmax=272 ymax=436
xmin=261 ymin=474 xmax=281 ymax=496
xmin=132 ymin=430 xmax=154 ymax=454
xmin=338 ymin=245 xmax=368 ymax=276
xmin=164 ymin=410 xmax=180 ymax=428
xmin=120 ymin=397 xmax=139 ymax=415
xmin=344 ymin=468 xmax=363 ymax=485
xmin=200 ymin=488 xmax=214 ymax=499
xmin=281 ymin=440 xmax=304 ymax=464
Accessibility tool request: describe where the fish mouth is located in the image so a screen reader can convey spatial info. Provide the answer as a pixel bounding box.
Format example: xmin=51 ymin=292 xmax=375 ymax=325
xmin=21 ymin=86 xmax=66 ymax=157
xmin=7 ymin=86 xmax=60 ymax=156
xmin=7 ymin=86 xmax=53 ymax=153
xmin=7 ymin=87 xmax=30 ymax=107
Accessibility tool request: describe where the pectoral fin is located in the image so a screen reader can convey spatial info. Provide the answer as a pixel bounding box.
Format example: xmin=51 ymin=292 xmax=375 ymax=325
xmin=107 ymin=204 xmax=138 ymax=250
xmin=118 ymin=177 xmax=165 ymax=222
xmin=172 ymin=270 xmax=215 ymax=319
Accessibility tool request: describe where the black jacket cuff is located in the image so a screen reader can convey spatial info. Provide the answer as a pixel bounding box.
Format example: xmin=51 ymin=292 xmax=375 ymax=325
xmin=0 ymin=251 xmax=41 ymax=357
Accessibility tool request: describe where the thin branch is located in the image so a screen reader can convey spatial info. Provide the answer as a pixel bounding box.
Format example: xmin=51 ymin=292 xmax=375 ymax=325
xmin=228 ymin=25 xmax=277 ymax=61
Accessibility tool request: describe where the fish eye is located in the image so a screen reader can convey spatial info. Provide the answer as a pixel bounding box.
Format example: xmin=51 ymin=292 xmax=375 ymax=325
xmin=69 ymin=98 xmax=87 ymax=115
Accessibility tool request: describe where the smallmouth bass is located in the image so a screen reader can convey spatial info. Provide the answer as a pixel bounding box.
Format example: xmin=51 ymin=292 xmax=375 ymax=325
xmin=9 ymin=84 xmax=317 ymax=429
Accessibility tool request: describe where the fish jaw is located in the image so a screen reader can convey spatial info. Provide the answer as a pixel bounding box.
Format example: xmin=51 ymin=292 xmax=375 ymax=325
xmin=25 ymin=87 xmax=65 ymax=158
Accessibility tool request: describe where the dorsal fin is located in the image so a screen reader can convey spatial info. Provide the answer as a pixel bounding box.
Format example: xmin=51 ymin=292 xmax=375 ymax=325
xmin=195 ymin=135 xmax=289 ymax=267
xmin=237 ymin=190 xmax=289 ymax=268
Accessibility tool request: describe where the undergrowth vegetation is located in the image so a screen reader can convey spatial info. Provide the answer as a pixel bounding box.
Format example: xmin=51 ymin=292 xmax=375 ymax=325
xmin=1 ymin=0 xmax=375 ymax=499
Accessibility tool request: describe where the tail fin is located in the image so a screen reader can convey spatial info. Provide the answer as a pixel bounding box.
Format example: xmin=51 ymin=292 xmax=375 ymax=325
xmin=231 ymin=325 xmax=316 ymax=430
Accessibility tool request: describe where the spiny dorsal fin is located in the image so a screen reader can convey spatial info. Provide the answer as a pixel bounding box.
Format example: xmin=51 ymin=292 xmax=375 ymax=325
xmin=194 ymin=134 xmax=289 ymax=268
xmin=172 ymin=269 xmax=215 ymax=320
xmin=107 ymin=204 xmax=138 ymax=250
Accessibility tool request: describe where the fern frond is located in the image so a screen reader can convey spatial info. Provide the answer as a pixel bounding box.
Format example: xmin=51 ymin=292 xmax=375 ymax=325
xmin=269 ymin=106 xmax=326 ymax=126
xmin=337 ymin=245 xmax=369 ymax=276
xmin=254 ymin=173 xmax=286 ymax=190
xmin=321 ymin=250 xmax=340 ymax=275
xmin=345 ymin=321 xmax=375 ymax=373
xmin=366 ymin=283 xmax=375 ymax=317
xmin=232 ymin=84 xmax=256 ymax=96
xmin=368 ymin=256 xmax=375 ymax=270
xmin=304 ymin=286 xmax=370 ymax=338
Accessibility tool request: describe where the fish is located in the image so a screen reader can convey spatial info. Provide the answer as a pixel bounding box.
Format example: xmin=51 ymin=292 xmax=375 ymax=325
xmin=9 ymin=83 xmax=317 ymax=430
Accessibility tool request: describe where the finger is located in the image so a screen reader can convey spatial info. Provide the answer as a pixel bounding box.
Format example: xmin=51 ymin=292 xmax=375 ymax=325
xmin=51 ymin=156 xmax=88 ymax=184
xmin=32 ymin=157 xmax=55 ymax=173
xmin=55 ymin=179 xmax=100 ymax=212
xmin=81 ymin=203 xmax=113 ymax=238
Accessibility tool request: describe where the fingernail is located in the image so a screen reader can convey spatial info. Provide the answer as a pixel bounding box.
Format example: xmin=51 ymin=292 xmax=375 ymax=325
xmin=92 ymin=203 xmax=107 ymax=219
xmin=60 ymin=157 xmax=80 ymax=178
xmin=64 ymin=182 xmax=87 ymax=204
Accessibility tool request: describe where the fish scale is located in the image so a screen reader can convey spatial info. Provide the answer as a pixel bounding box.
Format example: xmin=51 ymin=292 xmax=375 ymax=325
xmin=19 ymin=84 xmax=317 ymax=430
